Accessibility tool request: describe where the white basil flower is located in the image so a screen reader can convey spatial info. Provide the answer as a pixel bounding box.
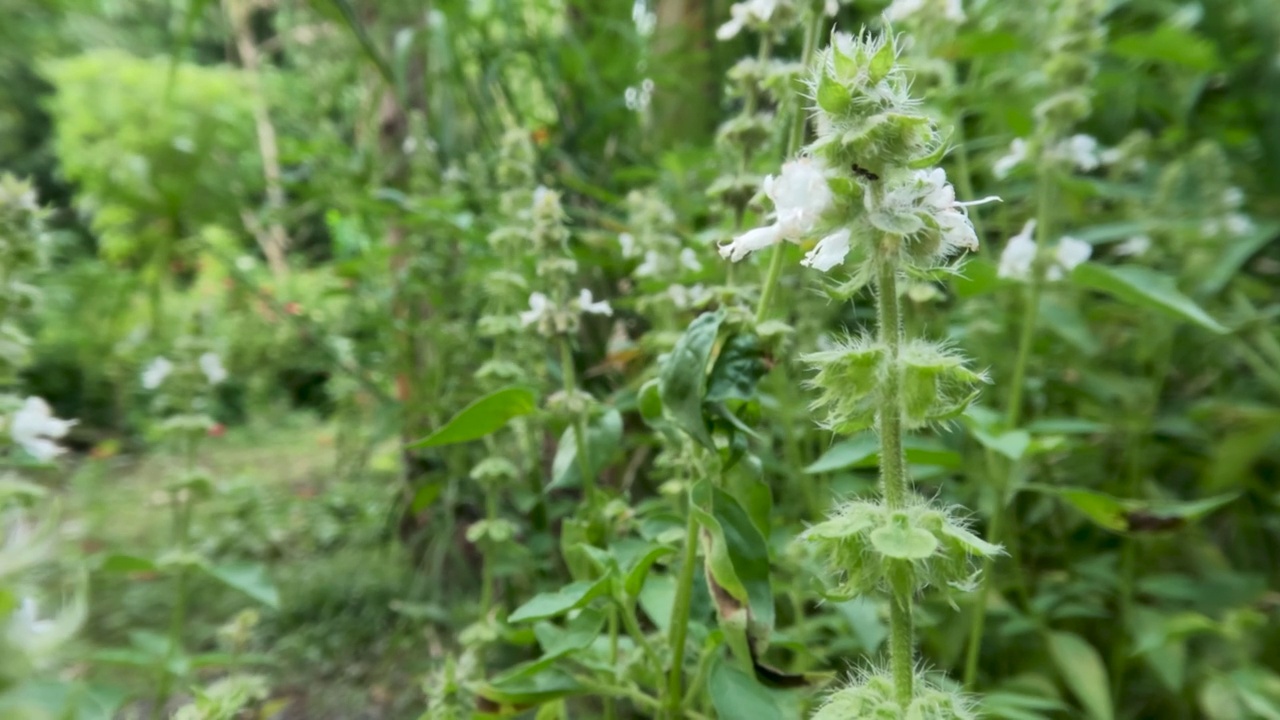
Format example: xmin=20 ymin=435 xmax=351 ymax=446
xmin=635 ymin=250 xmax=662 ymax=278
xmin=10 ymin=397 xmax=76 ymax=462
xmin=575 ymin=289 xmax=613 ymax=317
xmin=1056 ymin=134 xmax=1101 ymax=172
xmin=618 ymin=232 xmax=639 ymax=259
xmin=992 ymin=138 xmax=1028 ymax=179
xmin=199 ymin=352 xmax=228 ymax=385
xmin=1046 ymin=236 xmax=1092 ymax=281
xmin=141 ymin=356 xmax=174 ymax=390
xmin=720 ymin=157 xmax=833 ymax=262
xmin=520 ymin=292 xmax=551 ymax=327
xmin=801 ymin=228 xmax=852 ymax=272
xmin=885 ymin=0 xmax=964 ymax=23
xmin=998 ymin=220 xmax=1038 ymax=280
xmin=1115 ymin=234 xmax=1151 ymax=257
xmin=716 ymin=0 xmax=780 ymax=40
xmin=679 ymin=247 xmax=702 ymax=272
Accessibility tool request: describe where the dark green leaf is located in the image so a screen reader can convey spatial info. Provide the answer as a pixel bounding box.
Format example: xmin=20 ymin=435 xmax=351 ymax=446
xmin=708 ymin=658 xmax=785 ymax=720
xmin=706 ymin=333 xmax=767 ymax=403
xmin=508 ymin=576 xmax=611 ymax=623
xmin=408 ymin=386 xmax=538 ymax=448
xmin=660 ymin=311 xmax=725 ymax=449
xmin=1047 ymin=631 xmax=1113 ymax=720
xmin=690 ymin=480 xmax=774 ymax=634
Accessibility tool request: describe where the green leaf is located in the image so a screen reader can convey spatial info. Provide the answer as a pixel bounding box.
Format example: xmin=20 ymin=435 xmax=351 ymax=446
xmin=706 ymin=332 xmax=768 ymax=403
xmin=548 ymin=409 xmax=623 ymax=491
xmin=475 ymin=666 xmax=589 ymax=708
xmin=690 ymin=480 xmax=774 ymax=634
xmin=805 ymin=434 xmax=961 ymax=473
xmin=409 ymin=482 xmax=443 ymax=514
xmin=408 ymin=386 xmax=538 ymax=449
xmin=660 ymin=310 xmax=725 ymax=449
xmin=1111 ymin=25 xmax=1221 ymax=72
xmin=202 ymin=563 xmax=280 ymax=609
xmin=868 ymin=37 xmax=896 ymax=84
xmin=97 ymin=554 xmax=157 ymax=574
xmin=1027 ymin=485 xmax=1240 ymax=533
xmin=623 ymin=543 xmax=676 ymax=598
xmin=1198 ymin=222 xmax=1279 ymax=296
xmin=508 ymin=576 xmax=611 ymax=623
xmin=970 ymin=427 xmax=1032 ymax=461
xmin=494 ymin=609 xmax=608 ymax=679
xmin=1047 ymin=631 xmax=1113 ymax=720
xmin=708 ymin=658 xmax=785 ymax=720
xmin=1071 ymin=264 xmax=1227 ymax=334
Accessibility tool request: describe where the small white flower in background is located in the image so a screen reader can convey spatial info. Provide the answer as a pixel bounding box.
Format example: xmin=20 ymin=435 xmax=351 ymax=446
xmin=1115 ymin=234 xmax=1151 ymax=257
xmin=141 ymin=356 xmax=174 ymax=390
xmin=679 ymin=247 xmax=702 ymax=272
xmin=10 ymin=397 xmax=76 ymax=462
xmin=631 ymin=0 xmax=657 ymax=36
xmin=716 ymin=0 xmax=781 ymax=41
xmin=668 ymin=284 xmax=711 ymax=309
xmin=1223 ymin=187 xmax=1245 ymax=208
xmin=1099 ymin=146 xmax=1124 ymax=166
xmin=635 ymin=250 xmax=662 ymax=278
xmin=992 ymin=138 xmax=1027 ymax=179
xmin=199 ymin=352 xmax=228 ymax=385
xmin=1047 ymin=236 xmax=1092 ymax=280
xmin=1225 ymin=213 xmax=1254 ymax=236
xmin=1054 ymin=134 xmax=1102 ymax=172
xmin=802 ymin=228 xmax=852 ymax=272
xmin=574 ymin=289 xmax=613 ymax=317
xmin=618 ymin=232 xmax=639 ymax=258
xmin=520 ymin=292 xmax=552 ymax=327
xmin=720 ymin=157 xmax=833 ymax=262
xmin=885 ymin=0 xmax=964 ymax=23
xmin=12 ymin=597 xmax=56 ymax=638
xmin=998 ymin=220 xmax=1038 ymax=280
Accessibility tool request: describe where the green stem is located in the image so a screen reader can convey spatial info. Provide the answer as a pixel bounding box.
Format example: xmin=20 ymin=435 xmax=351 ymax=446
xmin=154 ymin=436 xmax=199 ymax=717
xmin=605 ymin=607 xmax=619 ymax=720
xmin=480 ymin=485 xmax=498 ymax=613
xmin=875 ymin=258 xmax=912 ymax=707
xmin=559 ymin=336 xmax=595 ymax=504
xmin=665 ymin=491 xmax=700 ymax=718
xmin=962 ymin=170 xmax=1053 ymax=689
xmin=618 ymin=598 xmax=661 ymax=669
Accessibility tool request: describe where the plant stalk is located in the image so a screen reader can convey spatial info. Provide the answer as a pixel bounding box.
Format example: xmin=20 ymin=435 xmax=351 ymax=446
xmin=665 ymin=492 xmax=700 ymax=718
xmin=559 ymin=336 xmax=595 ymax=504
xmin=875 ymin=258 xmax=913 ymax=706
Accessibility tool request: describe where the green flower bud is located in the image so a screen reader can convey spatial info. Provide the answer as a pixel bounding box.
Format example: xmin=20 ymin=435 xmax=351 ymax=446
xmin=813 ymin=667 xmax=978 ymax=720
xmin=803 ymin=335 xmax=885 ymax=434
xmin=470 ymin=457 xmax=519 ymax=486
xmin=898 ymin=339 xmax=988 ymax=428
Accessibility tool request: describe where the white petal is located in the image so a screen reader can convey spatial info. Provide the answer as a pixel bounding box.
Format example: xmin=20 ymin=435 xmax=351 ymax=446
xmin=618 ymin=232 xmax=637 ymax=258
xmin=679 ymin=247 xmax=702 ymax=272
xmin=1115 ymin=234 xmax=1151 ymax=257
xmin=635 ymin=250 xmax=662 ymax=277
xmin=1054 ymin=236 xmax=1092 ymax=271
xmin=577 ymin=288 xmax=613 ymax=316
xmin=719 ymin=224 xmax=782 ymax=262
xmin=715 ymin=17 xmax=744 ymax=40
xmin=801 ymin=229 xmax=853 ymax=272
xmin=997 ymin=220 xmax=1038 ymax=280
xmin=199 ymin=352 xmax=228 ymax=385
xmin=992 ymin=138 xmax=1027 ymax=179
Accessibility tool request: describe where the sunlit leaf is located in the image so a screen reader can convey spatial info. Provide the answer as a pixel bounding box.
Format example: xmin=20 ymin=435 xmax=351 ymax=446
xmin=408 ymin=386 xmax=538 ymax=448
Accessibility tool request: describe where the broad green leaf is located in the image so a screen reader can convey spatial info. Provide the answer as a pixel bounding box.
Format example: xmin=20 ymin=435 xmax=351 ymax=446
xmin=408 ymin=386 xmax=537 ymax=448
xmin=1071 ymin=264 xmax=1227 ymax=334
xmin=659 ymin=310 xmax=725 ymax=449
xmin=1199 ymin=222 xmax=1279 ymax=295
xmin=1028 ymin=485 xmax=1240 ymax=533
xmin=982 ymin=690 xmax=1071 ymax=720
xmin=202 ymin=563 xmax=280 ymax=609
xmin=508 ymin=576 xmax=610 ymax=623
xmin=499 ymin=608 xmax=606 ymax=677
xmin=970 ymin=427 xmax=1032 ymax=461
xmin=690 ymin=480 xmax=774 ymax=634
xmin=1047 ymin=631 xmax=1113 ymax=720
xmin=805 ymin=434 xmax=962 ymax=473
xmin=475 ymin=666 xmax=589 ymax=708
xmin=409 ymin=482 xmax=442 ymax=514
xmin=97 ymin=554 xmax=157 ymax=574
xmin=548 ymin=409 xmax=623 ymax=491
xmin=622 ymin=543 xmax=676 ymax=597
xmin=706 ymin=332 xmax=767 ymax=403
xmin=708 ymin=658 xmax=785 ymax=720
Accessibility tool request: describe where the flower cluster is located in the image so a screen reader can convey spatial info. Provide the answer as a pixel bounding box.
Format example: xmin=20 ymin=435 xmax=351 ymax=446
xmin=812 ymin=666 xmax=977 ymax=720
xmin=6 ymin=397 xmax=76 ymax=463
xmin=519 ymin=289 xmax=613 ymax=337
xmin=716 ymin=0 xmax=799 ymax=41
xmin=799 ymin=497 xmax=1002 ymax=601
xmin=996 ymin=219 xmax=1092 ymax=282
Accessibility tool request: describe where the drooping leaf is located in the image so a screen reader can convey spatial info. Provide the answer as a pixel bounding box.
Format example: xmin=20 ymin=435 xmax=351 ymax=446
xmin=548 ymin=409 xmax=623 ymax=491
xmin=690 ymin=480 xmax=774 ymax=635
xmin=408 ymin=386 xmax=538 ymax=449
xmin=475 ymin=666 xmax=590 ymax=709
xmin=659 ymin=311 xmax=725 ymax=449
xmin=1071 ymin=264 xmax=1227 ymax=334
xmin=970 ymin=427 xmax=1032 ymax=461
xmin=202 ymin=563 xmax=280 ymax=609
xmin=805 ymin=434 xmax=962 ymax=473
xmin=508 ymin=577 xmax=611 ymax=623
xmin=1027 ymin=485 xmax=1240 ymax=533
xmin=1047 ymin=631 xmax=1113 ymax=720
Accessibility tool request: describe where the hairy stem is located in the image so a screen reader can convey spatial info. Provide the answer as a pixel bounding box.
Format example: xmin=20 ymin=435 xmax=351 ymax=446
xmin=559 ymin=336 xmax=595 ymax=504
xmin=876 ymin=258 xmax=913 ymax=706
